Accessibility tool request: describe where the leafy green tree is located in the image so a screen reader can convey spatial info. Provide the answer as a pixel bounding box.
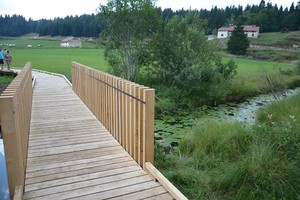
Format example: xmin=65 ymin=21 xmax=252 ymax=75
xmin=98 ymin=0 xmax=159 ymax=81
xmin=148 ymin=13 xmax=237 ymax=105
xmin=227 ymin=24 xmax=250 ymax=55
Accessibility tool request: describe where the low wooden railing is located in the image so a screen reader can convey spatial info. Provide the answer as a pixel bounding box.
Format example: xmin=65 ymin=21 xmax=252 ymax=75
xmin=0 ymin=63 xmax=33 ymax=198
xmin=72 ymin=62 xmax=155 ymax=168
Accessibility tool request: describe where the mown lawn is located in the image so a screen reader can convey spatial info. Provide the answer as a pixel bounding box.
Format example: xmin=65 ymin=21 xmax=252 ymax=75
xmin=0 ymin=37 xmax=105 ymax=80
xmin=0 ymin=38 xmax=97 ymax=48
xmin=223 ymin=56 xmax=293 ymax=76
xmin=7 ymin=48 xmax=109 ymax=80
xmin=255 ymin=31 xmax=300 ymax=42
xmin=249 ymin=31 xmax=300 ymax=47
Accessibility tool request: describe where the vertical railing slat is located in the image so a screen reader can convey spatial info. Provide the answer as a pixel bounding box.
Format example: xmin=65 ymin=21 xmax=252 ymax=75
xmin=71 ymin=62 xmax=154 ymax=168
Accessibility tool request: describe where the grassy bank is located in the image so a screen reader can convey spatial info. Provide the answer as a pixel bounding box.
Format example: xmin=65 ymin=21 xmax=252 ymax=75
xmin=249 ymin=31 xmax=300 ymax=48
xmin=223 ymin=57 xmax=299 ymax=96
xmin=155 ymin=93 xmax=300 ymax=199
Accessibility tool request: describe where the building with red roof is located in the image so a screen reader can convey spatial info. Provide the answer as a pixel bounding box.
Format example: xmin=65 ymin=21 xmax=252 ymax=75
xmin=217 ymin=25 xmax=260 ymax=39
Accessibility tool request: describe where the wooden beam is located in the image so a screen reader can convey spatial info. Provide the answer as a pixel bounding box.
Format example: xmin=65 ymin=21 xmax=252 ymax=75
xmin=0 ymin=96 xmax=24 ymax=197
xmin=145 ymin=162 xmax=188 ymax=200
xmin=13 ymin=185 xmax=23 ymax=200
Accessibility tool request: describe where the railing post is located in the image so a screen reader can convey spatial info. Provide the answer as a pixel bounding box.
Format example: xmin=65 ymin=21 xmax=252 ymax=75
xmin=0 ymin=97 xmax=24 ymax=197
xmin=144 ymin=89 xmax=155 ymax=166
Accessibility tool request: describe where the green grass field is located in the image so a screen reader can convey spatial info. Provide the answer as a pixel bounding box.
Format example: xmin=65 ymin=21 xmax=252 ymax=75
xmin=1 ymin=37 xmax=107 ymax=79
xmin=250 ymin=31 xmax=300 ymax=47
xmin=256 ymin=31 xmax=300 ymax=42
xmin=0 ymin=38 xmax=97 ymax=48
xmin=5 ymin=48 xmax=108 ymax=80
xmin=223 ymin=57 xmax=292 ymax=76
xmin=0 ymin=37 xmax=298 ymax=91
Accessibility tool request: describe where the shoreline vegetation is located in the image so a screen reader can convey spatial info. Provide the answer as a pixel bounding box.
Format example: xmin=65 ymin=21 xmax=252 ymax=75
xmin=155 ymin=92 xmax=300 ymax=199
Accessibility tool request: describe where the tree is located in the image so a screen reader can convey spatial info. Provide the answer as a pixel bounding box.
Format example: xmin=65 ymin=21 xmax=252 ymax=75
xmin=148 ymin=13 xmax=237 ymax=104
xmin=98 ymin=0 xmax=159 ymax=81
xmin=227 ymin=24 xmax=250 ymax=55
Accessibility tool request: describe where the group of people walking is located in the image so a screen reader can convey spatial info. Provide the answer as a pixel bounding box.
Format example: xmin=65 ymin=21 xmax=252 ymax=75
xmin=0 ymin=47 xmax=13 ymax=71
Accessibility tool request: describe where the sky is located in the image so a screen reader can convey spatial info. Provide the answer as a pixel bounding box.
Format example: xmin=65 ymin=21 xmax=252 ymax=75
xmin=0 ymin=0 xmax=297 ymax=20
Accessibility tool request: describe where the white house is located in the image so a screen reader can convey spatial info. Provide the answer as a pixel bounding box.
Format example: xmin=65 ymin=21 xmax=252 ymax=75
xmin=217 ymin=25 xmax=260 ymax=39
xmin=60 ymin=37 xmax=82 ymax=48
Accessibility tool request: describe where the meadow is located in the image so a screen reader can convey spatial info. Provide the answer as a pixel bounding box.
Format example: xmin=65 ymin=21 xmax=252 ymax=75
xmin=0 ymin=37 xmax=108 ymax=79
xmin=249 ymin=31 xmax=300 ymax=48
xmin=10 ymin=48 xmax=108 ymax=79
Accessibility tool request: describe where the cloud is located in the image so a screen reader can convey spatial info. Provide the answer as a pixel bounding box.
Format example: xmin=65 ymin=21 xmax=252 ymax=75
xmin=0 ymin=0 xmax=295 ymax=20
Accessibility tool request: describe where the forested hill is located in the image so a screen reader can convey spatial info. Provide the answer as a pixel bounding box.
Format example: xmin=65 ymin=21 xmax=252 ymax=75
xmin=0 ymin=14 xmax=104 ymax=37
xmin=0 ymin=0 xmax=299 ymax=37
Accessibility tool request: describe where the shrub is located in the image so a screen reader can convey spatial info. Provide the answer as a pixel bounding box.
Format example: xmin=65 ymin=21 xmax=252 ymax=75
xmin=297 ymin=60 xmax=300 ymax=75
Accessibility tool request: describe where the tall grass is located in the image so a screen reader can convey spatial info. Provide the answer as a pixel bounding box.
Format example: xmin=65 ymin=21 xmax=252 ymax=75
xmin=155 ymin=94 xmax=300 ymax=200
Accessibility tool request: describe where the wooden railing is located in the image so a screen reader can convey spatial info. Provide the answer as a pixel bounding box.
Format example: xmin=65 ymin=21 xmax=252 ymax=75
xmin=0 ymin=63 xmax=33 ymax=198
xmin=72 ymin=62 xmax=155 ymax=168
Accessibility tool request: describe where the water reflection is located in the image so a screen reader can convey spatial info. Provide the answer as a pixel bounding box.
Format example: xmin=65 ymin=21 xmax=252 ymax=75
xmin=0 ymin=140 xmax=9 ymax=200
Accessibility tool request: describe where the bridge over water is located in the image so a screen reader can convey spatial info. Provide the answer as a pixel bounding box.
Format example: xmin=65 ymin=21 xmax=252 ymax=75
xmin=0 ymin=63 xmax=187 ymax=200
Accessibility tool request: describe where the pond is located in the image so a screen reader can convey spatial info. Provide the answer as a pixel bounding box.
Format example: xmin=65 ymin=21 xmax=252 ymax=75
xmin=155 ymin=88 xmax=300 ymax=147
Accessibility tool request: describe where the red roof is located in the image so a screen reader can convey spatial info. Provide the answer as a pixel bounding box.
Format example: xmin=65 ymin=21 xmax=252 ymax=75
xmin=218 ymin=25 xmax=259 ymax=32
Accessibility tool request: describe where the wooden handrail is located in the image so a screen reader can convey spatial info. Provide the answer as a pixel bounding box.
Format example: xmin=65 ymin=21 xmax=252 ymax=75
xmin=72 ymin=62 xmax=155 ymax=168
xmin=0 ymin=63 xmax=33 ymax=198
xmin=145 ymin=162 xmax=188 ymax=200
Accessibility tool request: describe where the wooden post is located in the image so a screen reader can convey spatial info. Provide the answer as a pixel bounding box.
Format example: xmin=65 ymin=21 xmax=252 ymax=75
xmin=0 ymin=97 xmax=24 ymax=197
xmin=144 ymin=89 xmax=155 ymax=165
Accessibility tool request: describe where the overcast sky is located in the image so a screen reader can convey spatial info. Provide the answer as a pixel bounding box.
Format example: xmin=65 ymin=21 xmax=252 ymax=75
xmin=0 ymin=0 xmax=297 ymax=20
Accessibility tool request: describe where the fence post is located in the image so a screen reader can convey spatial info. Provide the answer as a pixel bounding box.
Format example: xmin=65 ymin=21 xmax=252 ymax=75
xmin=0 ymin=96 xmax=24 ymax=197
xmin=144 ymin=89 xmax=155 ymax=166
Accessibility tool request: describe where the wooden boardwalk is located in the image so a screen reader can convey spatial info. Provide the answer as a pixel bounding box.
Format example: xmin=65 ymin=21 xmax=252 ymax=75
xmin=23 ymin=71 xmax=174 ymax=200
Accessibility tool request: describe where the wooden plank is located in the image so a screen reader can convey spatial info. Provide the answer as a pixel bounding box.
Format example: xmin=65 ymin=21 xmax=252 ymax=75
xmin=74 ymin=182 xmax=166 ymax=200
xmin=25 ymin=160 xmax=138 ymax=185
xmin=26 ymin=156 xmax=133 ymax=178
xmin=144 ymin=89 xmax=155 ymax=164
xmin=13 ymin=185 xmax=23 ymax=200
xmin=27 ymin=140 xmax=119 ymax=158
xmin=26 ymin=152 xmax=128 ymax=172
xmin=111 ymin=187 xmax=172 ymax=200
xmin=26 ymin=146 xmax=125 ymax=165
xmin=24 ymin=175 xmax=153 ymax=199
xmin=25 ymin=165 xmax=141 ymax=192
xmin=145 ymin=162 xmax=188 ymax=200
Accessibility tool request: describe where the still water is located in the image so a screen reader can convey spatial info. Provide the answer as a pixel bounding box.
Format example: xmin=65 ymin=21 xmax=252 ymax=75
xmin=0 ymin=140 xmax=9 ymax=200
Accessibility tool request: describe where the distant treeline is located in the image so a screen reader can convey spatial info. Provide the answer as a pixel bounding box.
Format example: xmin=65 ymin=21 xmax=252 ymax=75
xmin=164 ymin=0 xmax=300 ymax=34
xmin=0 ymin=14 xmax=104 ymax=37
xmin=0 ymin=0 xmax=299 ymax=37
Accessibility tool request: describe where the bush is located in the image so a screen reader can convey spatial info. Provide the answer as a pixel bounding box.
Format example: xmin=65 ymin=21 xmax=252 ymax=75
xmin=297 ymin=60 xmax=300 ymax=75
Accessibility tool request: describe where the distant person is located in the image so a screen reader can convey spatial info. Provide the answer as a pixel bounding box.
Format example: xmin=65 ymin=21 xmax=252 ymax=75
xmin=4 ymin=49 xmax=13 ymax=71
xmin=0 ymin=48 xmax=4 ymax=71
